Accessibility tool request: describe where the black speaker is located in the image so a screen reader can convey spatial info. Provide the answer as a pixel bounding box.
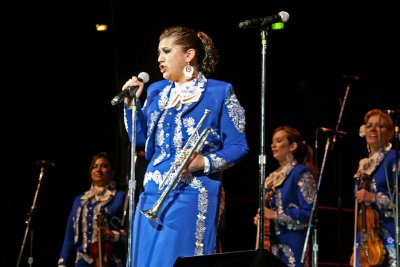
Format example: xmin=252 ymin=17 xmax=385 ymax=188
xmin=173 ymin=249 xmax=287 ymax=267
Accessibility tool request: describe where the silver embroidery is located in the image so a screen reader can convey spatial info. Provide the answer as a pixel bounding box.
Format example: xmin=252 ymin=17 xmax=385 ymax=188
xmin=184 ymin=116 xmax=201 ymax=148
xmin=153 ymin=149 xmax=167 ymax=166
xmin=298 ymin=172 xmax=316 ymax=204
xmin=265 ymin=161 xmax=295 ymax=189
xmin=354 ymin=150 xmax=385 ymax=178
xmin=184 ymin=117 xmax=196 ymax=135
xmin=156 ymin=111 xmax=166 ymax=147
xmin=225 ymin=91 xmax=246 ymax=133
xmin=153 ymin=111 xmax=167 ymax=166
xmin=180 ymin=172 xmax=194 ymax=185
xmin=142 ymin=98 xmax=148 ymax=109
xmin=381 ymin=227 xmax=397 ymax=266
xmin=145 ymin=110 xmax=160 ymax=154
xmin=147 ymin=110 xmax=160 ymax=138
xmin=173 ymin=112 xmax=184 ymax=149
xmin=143 ymin=170 xmax=163 ymax=186
xmin=376 ymin=192 xmax=394 ymax=217
xmin=123 ymin=109 xmax=129 ymax=132
xmin=158 ymin=84 xmax=171 ymax=110
xmin=209 ymin=154 xmax=228 ymax=173
xmin=270 ymin=244 xmax=296 ymax=267
xmin=190 ymin=178 xmax=208 ymax=256
xmin=275 ymin=191 xmax=306 ymax=231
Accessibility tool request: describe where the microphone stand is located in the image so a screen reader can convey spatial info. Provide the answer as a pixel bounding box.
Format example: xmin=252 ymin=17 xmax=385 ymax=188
xmin=301 ymin=135 xmax=329 ymax=266
xmin=301 ymin=76 xmax=352 ymax=266
xmin=238 ymin=18 xmax=288 ymax=253
xmin=126 ymin=90 xmax=139 ymax=267
xmin=256 ymin=27 xmax=269 ymax=252
xmin=16 ymin=163 xmax=50 ymax=267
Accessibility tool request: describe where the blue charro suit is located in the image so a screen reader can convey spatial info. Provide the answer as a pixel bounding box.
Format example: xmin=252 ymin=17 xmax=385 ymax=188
xmin=124 ymin=73 xmax=248 ymax=267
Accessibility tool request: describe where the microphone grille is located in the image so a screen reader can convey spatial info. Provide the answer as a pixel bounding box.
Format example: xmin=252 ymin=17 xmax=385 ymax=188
xmin=278 ymin=11 xmax=290 ymax=23
xmin=138 ymin=72 xmax=150 ymax=83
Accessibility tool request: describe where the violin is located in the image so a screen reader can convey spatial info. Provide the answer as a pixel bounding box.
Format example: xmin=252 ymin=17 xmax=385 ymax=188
xmin=356 ymin=173 xmax=385 ymax=267
xmin=255 ymin=189 xmax=274 ymax=250
xmin=89 ymin=206 xmax=113 ymax=267
xmin=255 ymin=171 xmax=285 ymax=250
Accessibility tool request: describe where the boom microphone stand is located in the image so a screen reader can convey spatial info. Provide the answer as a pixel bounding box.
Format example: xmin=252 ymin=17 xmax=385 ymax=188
xmin=16 ymin=160 xmax=54 ymax=267
xmin=301 ymin=75 xmax=355 ymax=266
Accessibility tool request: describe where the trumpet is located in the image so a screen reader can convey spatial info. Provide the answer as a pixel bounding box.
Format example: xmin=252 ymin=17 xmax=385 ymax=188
xmin=157 ymin=109 xmax=211 ymax=193
xmin=140 ymin=110 xmax=212 ymax=224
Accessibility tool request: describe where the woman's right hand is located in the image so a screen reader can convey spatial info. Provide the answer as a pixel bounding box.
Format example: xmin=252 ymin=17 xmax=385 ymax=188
xmin=253 ymin=208 xmax=260 ymax=225
xmin=349 ymin=251 xmax=355 ymax=266
xmin=122 ymin=75 xmax=145 ymax=106
xmin=355 ymin=188 xmax=376 ymax=204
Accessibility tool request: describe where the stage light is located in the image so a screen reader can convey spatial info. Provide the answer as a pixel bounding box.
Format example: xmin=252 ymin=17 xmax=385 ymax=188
xmin=96 ymin=24 xmax=108 ymax=32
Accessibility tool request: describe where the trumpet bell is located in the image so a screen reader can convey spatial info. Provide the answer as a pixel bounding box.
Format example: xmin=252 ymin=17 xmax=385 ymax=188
xmin=140 ymin=208 xmax=159 ymax=222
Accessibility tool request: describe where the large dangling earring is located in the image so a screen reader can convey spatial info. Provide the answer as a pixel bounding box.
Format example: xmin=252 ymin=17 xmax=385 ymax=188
xmin=367 ymin=144 xmax=371 ymax=153
xmin=286 ymin=153 xmax=294 ymax=163
xmin=385 ymin=142 xmax=392 ymax=151
xmin=183 ymin=63 xmax=194 ymax=80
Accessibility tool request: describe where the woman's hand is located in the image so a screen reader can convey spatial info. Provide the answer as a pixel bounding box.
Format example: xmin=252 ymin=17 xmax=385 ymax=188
xmin=254 ymin=207 xmax=277 ymax=224
xmin=254 ymin=208 xmax=260 ymax=225
xmin=187 ymin=152 xmax=205 ymax=173
xmin=349 ymin=251 xmax=355 ymax=266
xmin=263 ymin=207 xmax=277 ymax=220
xmin=179 ymin=151 xmax=205 ymax=177
xmin=355 ymin=189 xmax=376 ymax=204
xmin=122 ymin=75 xmax=145 ymax=106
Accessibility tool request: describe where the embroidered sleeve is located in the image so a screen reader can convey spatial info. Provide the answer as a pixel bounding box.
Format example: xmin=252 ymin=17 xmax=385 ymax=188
xmin=298 ymin=172 xmax=316 ymax=205
xmin=207 ymin=154 xmax=229 ymax=173
xmin=375 ymin=192 xmax=392 ymax=211
xmin=275 ymin=169 xmax=316 ymax=228
xmin=206 ymin=87 xmax=248 ymax=172
xmin=277 ymin=211 xmax=307 ymax=231
xmin=225 ymin=91 xmax=246 ymax=133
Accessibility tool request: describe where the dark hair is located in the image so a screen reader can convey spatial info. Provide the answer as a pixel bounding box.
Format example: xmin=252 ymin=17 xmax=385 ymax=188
xmin=160 ymin=26 xmax=220 ymax=75
xmin=88 ymin=152 xmax=115 ymax=179
xmin=273 ymin=126 xmax=318 ymax=178
xmin=364 ymin=108 xmax=395 ymax=142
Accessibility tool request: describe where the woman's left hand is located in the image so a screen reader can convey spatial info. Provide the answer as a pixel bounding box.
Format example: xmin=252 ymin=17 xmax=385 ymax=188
xmin=179 ymin=151 xmax=204 ymax=177
xmin=263 ymin=207 xmax=277 ymax=220
xmin=355 ymin=189 xmax=375 ymax=204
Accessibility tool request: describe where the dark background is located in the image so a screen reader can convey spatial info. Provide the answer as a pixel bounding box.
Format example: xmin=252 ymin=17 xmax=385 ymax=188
xmin=4 ymin=1 xmax=399 ymax=266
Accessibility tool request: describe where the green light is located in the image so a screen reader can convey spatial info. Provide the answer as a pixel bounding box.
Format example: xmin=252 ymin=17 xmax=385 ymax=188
xmin=271 ymin=22 xmax=284 ymax=30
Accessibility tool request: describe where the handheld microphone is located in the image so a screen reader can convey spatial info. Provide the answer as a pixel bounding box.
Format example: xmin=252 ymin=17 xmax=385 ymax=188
xmin=319 ymin=127 xmax=347 ymax=137
xmin=239 ymin=11 xmax=290 ymax=29
xmin=111 ymin=72 xmax=150 ymax=106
